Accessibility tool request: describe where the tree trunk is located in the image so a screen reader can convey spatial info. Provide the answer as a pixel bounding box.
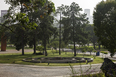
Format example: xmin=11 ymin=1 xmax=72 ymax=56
xmin=87 ymin=43 xmax=89 ymax=47
xmin=93 ymin=42 xmax=96 ymax=49
xmin=33 ymin=36 xmax=36 ymax=54
xmin=44 ymin=40 xmax=47 ymax=56
xmin=1 ymin=34 xmax=7 ymax=51
xmin=99 ymin=44 xmax=100 ymax=50
xmin=21 ymin=3 xmax=24 ymax=55
xmin=90 ymin=51 xmax=91 ymax=55
xmin=22 ymin=44 xmax=24 ymax=55
xmin=22 ymin=33 xmax=24 ymax=55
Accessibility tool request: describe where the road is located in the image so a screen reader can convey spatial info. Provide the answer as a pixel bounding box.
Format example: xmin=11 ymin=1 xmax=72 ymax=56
xmin=0 ymin=63 xmax=102 ymax=77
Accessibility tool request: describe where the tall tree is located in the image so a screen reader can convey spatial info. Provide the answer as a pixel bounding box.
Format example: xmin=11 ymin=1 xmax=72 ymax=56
xmin=57 ymin=2 xmax=89 ymax=56
xmin=39 ymin=14 xmax=57 ymax=56
xmin=27 ymin=0 xmax=55 ymax=55
xmin=26 ymin=0 xmax=47 ymax=54
xmin=3 ymin=0 xmax=40 ymax=55
xmin=93 ymin=1 xmax=116 ymax=56
xmin=85 ymin=24 xmax=98 ymax=49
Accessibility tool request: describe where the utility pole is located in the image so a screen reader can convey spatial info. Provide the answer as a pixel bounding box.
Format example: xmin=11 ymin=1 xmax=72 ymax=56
xmin=59 ymin=12 xmax=61 ymax=55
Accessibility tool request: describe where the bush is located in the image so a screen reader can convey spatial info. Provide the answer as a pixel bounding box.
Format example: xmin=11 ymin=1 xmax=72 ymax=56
xmin=69 ymin=46 xmax=74 ymax=50
xmin=101 ymin=51 xmax=108 ymax=58
xmin=88 ymin=47 xmax=94 ymax=51
xmin=36 ymin=46 xmax=44 ymax=52
xmin=93 ymin=50 xmax=97 ymax=53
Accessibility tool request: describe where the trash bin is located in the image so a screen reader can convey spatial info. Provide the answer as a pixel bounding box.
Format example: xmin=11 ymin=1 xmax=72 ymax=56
xmin=96 ymin=51 xmax=100 ymax=56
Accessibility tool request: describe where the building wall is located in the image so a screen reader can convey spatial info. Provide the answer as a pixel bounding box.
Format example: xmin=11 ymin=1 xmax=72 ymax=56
xmin=84 ymin=9 xmax=90 ymax=17
xmin=1 ymin=10 xmax=7 ymax=17
xmin=0 ymin=17 xmax=1 ymax=23
xmin=84 ymin=9 xmax=93 ymax=24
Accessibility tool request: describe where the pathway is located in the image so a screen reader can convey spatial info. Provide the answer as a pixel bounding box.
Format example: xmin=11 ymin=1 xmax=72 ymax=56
xmin=0 ymin=63 xmax=102 ymax=77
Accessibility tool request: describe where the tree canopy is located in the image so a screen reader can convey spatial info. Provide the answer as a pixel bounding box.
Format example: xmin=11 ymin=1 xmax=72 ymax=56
xmin=55 ymin=2 xmax=89 ymax=56
xmin=2 ymin=0 xmax=55 ymax=55
xmin=93 ymin=0 xmax=116 ymax=56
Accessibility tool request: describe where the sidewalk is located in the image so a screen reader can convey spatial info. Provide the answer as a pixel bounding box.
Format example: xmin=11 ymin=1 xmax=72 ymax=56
xmin=0 ymin=63 xmax=103 ymax=77
xmin=0 ymin=49 xmax=33 ymax=54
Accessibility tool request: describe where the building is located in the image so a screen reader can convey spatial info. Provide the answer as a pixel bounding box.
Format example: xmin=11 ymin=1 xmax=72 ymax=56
xmin=84 ymin=9 xmax=93 ymax=24
xmin=84 ymin=9 xmax=90 ymax=17
xmin=1 ymin=10 xmax=7 ymax=23
xmin=1 ymin=10 xmax=7 ymax=17
xmin=0 ymin=17 xmax=1 ymax=23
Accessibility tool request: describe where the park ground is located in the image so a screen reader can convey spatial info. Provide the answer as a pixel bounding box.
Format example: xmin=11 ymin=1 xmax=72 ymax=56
xmin=0 ymin=49 xmax=116 ymax=77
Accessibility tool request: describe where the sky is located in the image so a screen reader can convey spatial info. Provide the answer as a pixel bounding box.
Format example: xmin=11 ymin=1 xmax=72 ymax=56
xmin=0 ymin=0 xmax=105 ymax=16
xmin=51 ymin=0 xmax=106 ymax=16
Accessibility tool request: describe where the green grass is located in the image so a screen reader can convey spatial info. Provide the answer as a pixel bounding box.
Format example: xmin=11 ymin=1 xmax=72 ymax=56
xmin=0 ymin=50 xmax=105 ymax=66
xmin=72 ymin=73 xmax=105 ymax=77
xmin=6 ymin=46 xmax=32 ymax=49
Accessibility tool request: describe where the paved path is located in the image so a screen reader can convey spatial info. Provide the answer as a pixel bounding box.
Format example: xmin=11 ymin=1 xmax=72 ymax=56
xmin=0 ymin=49 xmax=33 ymax=54
xmin=0 ymin=63 xmax=102 ymax=77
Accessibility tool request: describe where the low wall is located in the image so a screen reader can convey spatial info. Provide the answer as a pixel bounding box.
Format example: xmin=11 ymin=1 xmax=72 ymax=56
xmin=23 ymin=57 xmax=93 ymax=63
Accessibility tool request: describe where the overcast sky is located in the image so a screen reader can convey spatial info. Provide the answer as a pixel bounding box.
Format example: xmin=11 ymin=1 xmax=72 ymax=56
xmin=0 ymin=0 xmax=105 ymax=16
xmin=51 ymin=0 xmax=106 ymax=15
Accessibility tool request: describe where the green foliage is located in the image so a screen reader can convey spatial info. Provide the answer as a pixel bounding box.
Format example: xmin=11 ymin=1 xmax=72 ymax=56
xmin=36 ymin=46 xmax=44 ymax=52
xmin=69 ymin=46 xmax=74 ymax=50
xmin=101 ymin=51 xmax=108 ymax=54
xmin=3 ymin=0 xmax=55 ymax=55
xmin=56 ymin=2 xmax=89 ymax=45
xmin=104 ymin=52 xmax=108 ymax=54
xmin=93 ymin=1 xmax=116 ymax=55
xmin=82 ymin=49 xmax=86 ymax=53
xmin=93 ymin=50 xmax=97 ymax=53
xmin=83 ymin=46 xmax=88 ymax=51
xmin=50 ymin=41 xmax=59 ymax=49
xmin=100 ymin=51 xmax=104 ymax=54
xmin=88 ymin=47 xmax=94 ymax=52
xmin=85 ymin=24 xmax=98 ymax=48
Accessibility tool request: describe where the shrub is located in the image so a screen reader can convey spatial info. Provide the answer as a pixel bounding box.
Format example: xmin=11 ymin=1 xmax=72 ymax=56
xmin=82 ymin=49 xmax=86 ymax=57
xmin=87 ymin=47 xmax=94 ymax=55
xmin=36 ymin=46 xmax=44 ymax=52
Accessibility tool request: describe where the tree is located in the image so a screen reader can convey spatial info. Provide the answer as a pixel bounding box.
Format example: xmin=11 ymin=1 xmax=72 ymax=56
xmin=50 ymin=41 xmax=59 ymax=52
xmin=93 ymin=1 xmax=116 ymax=56
xmin=93 ymin=50 xmax=97 ymax=59
xmin=3 ymin=0 xmax=54 ymax=55
xmin=3 ymin=13 xmax=37 ymax=55
xmin=36 ymin=46 xmax=44 ymax=53
xmin=88 ymin=47 xmax=94 ymax=55
xmin=57 ymin=2 xmax=89 ymax=56
xmin=3 ymin=0 xmax=39 ymax=55
xmin=82 ymin=49 xmax=86 ymax=58
xmin=26 ymin=0 xmax=55 ymax=54
xmin=85 ymin=24 xmax=98 ymax=49
xmin=38 ymin=14 xmax=56 ymax=56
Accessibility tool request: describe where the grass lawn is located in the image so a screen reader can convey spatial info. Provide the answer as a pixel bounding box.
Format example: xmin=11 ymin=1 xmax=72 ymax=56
xmin=6 ymin=46 xmax=32 ymax=49
xmin=0 ymin=50 xmax=105 ymax=66
xmin=72 ymin=73 xmax=105 ymax=77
